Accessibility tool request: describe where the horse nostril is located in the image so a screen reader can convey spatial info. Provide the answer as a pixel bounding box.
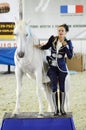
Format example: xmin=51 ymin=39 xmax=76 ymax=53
xmin=18 ymin=51 xmax=24 ymax=58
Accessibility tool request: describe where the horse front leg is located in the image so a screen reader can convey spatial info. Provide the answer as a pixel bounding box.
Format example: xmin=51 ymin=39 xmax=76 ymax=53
xmin=13 ymin=67 xmax=23 ymax=115
xmin=35 ymin=70 xmax=44 ymax=115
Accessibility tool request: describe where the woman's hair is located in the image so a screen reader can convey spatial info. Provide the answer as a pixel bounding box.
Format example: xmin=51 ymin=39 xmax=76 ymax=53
xmin=59 ymin=24 xmax=69 ymax=32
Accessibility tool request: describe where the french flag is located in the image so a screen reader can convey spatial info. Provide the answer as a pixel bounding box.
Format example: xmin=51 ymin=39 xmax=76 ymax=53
xmin=60 ymin=5 xmax=83 ymax=14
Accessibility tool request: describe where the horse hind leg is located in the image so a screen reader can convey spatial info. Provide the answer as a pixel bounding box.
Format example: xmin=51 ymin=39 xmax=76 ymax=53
xmin=12 ymin=67 xmax=23 ymax=116
xmin=64 ymin=74 xmax=71 ymax=112
xmin=35 ymin=71 xmax=45 ymax=115
xmin=43 ymin=82 xmax=55 ymax=113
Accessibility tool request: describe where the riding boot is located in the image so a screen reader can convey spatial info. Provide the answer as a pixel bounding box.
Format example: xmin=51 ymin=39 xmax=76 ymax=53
xmin=60 ymin=91 xmax=66 ymax=115
xmin=52 ymin=91 xmax=59 ymax=116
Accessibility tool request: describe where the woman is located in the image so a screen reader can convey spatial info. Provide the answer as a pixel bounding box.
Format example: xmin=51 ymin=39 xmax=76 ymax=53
xmin=35 ymin=24 xmax=73 ymax=115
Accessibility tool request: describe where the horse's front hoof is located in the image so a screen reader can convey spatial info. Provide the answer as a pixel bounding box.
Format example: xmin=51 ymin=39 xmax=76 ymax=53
xmin=11 ymin=110 xmax=19 ymax=117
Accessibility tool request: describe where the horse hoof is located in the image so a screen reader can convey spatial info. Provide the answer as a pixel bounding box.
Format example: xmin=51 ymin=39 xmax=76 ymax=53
xmin=11 ymin=113 xmax=18 ymax=118
xmin=11 ymin=114 xmax=18 ymax=118
xmin=11 ymin=110 xmax=19 ymax=117
xmin=37 ymin=112 xmax=45 ymax=117
xmin=37 ymin=114 xmax=44 ymax=118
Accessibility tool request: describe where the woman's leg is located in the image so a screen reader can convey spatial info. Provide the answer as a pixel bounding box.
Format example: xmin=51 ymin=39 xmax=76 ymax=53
xmin=47 ymin=67 xmax=59 ymax=115
xmin=59 ymin=72 xmax=67 ymax=115
xmin=47 ymin=66 xmax=58 ymax=92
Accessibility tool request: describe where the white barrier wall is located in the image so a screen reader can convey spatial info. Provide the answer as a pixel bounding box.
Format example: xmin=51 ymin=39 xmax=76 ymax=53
xmin=0 ymin=65 xmax=15 ymax=72
xmin=72 ymin=39 xmax=86 ymax=54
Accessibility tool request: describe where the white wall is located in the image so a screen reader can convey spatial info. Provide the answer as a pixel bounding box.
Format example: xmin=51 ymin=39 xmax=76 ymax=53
xmin=0 ymin=65 xmax=15 ymax=72
xmin=24 ymin=0 xmax=86 ymax=39
xmin=72 ymin=40 xmax=86 ymax=54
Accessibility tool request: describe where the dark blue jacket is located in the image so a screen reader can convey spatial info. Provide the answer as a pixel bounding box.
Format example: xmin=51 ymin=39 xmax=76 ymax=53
xmin=41 ymin=35 xmax=73 ymax=72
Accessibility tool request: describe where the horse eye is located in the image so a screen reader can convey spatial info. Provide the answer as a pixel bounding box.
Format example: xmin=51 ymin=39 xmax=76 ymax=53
xmin=26 ymin=34 xmax=28 ymax=37
xmin=14 ymin=33 xmax=18 ymax=36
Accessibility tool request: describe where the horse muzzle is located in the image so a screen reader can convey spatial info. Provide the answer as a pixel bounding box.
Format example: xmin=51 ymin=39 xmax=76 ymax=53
xmin=17 ymin=51 xmax=24 ymax=58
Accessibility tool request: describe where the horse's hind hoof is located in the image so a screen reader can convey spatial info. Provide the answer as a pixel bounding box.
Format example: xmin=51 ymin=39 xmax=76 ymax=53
xmin=37 ymin=114 xmax=44 ymax=118
xmin=11 ymin=110 xmax=19 ymax=118
xmin=11 ymin=113 xmax=18 ymax=118
xmin=38 ymin=112 xmax=48 ymax=118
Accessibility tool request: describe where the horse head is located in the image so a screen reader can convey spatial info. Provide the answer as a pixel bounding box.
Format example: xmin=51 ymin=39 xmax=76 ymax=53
xmin=14 ymin=20 xmax=31 ymax=58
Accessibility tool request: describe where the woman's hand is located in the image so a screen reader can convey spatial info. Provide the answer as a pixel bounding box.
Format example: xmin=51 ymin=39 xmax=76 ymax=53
xmin=40 ymin=42 xmax=46 ymax=46
xmin=34 ymin=42 xmax=46 ymax=48
xmin=34 ymin=44 xmax=41 ymax=48
xmin=62 ymin=41 xmax=67 ymax=46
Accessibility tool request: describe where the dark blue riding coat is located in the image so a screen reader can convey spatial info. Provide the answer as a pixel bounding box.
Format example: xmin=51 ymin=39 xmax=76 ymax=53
xmin=41 ymin=35 xmax=73 ymax=73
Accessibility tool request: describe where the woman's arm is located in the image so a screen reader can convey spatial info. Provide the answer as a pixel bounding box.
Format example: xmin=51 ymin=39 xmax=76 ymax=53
xmin=64 ymin=40 xmax=73 ymax=59
xmin=40 ymin=35 xmax=54 ymax=50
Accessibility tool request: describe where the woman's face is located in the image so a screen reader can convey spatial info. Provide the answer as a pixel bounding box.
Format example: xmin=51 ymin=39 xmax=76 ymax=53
xmin=58 ymin=26 xmax=67 ymax=39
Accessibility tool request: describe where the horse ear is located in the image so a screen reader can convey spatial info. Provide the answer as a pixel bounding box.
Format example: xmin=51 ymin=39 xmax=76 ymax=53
xmin=14 ymin=17 xmax=19 ymax=25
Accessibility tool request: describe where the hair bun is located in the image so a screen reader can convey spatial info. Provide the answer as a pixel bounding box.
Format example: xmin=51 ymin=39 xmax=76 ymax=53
xmin=63 ymin=24 xmax=69 ymax=32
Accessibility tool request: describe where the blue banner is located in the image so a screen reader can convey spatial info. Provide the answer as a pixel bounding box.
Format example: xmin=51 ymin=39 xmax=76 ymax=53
xmin=0 ymin=47 xmax=16 ymax=65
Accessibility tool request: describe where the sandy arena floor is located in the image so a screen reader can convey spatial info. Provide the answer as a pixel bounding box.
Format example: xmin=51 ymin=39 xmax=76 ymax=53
xmin=0 ymin=71 xmax=86 ymax=130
